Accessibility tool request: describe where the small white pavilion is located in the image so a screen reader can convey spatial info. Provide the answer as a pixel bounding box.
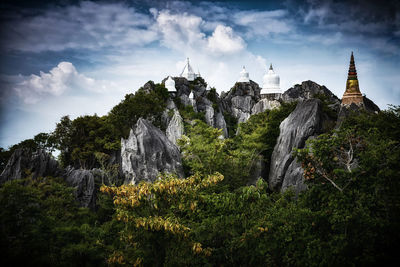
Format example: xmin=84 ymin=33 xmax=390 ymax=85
xmin=165 ymin=76 xmax=176 ymax=92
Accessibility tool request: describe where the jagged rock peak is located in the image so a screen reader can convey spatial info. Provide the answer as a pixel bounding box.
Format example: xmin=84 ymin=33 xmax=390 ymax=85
xmin=0 ymin=148 xmax=61 ymax=184
xmin=282 ymin=80 xmax=340 ymax=106
xmin=225 ymin=80 xmax=261 ymax=99
xmin=166 ymin=110 xmax=184 ymax=145
xmin=121 ymin=118 xmax=184 ymax=184
xmin=269 ymin=99 xmax=323 ymax=193
xmin=221 ymin=80 xmax=262 ymax=125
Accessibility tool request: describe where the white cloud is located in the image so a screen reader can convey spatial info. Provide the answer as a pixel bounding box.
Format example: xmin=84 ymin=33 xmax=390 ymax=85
xmin=2 ymin=1 xmax=158 ymax=52
xmin=155 ymin=10 xmax=206 ymax=51
xmin=13 ymin=62 xmax=119 ymax=104
xmin=207 ymin=25 xmax=246 ymax=54
xmin=155 ymin=10 xmax=246 ymax=56
xmin=232 ymin=10 xmax=292 ymax=38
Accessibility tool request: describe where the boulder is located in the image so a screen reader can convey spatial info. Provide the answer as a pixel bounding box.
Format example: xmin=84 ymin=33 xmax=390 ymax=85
xmin=121 ymin=118 xmax=184 ymax=184
xmin=64 ymin=167 xmax=100 ymax=209
xmin=166 ymin=110 xmax=184 ymax=145
xmin=0 ymin=148 xmax=60 ymax=184
xmin=269 ymin=99 xmax=323 ymax=193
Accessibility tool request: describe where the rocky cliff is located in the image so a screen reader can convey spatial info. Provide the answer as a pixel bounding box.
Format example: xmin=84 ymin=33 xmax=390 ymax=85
xmin=0 ymin=148 xmax=99 ymax=208
xmin=221 ymin=81 xmax=261 ymax=124
xmin=121 ymin=118 xmax=184 ymax=184
xmin=0 ymin=148 xmax=60 ymax=184
xmin=269 ymin=99 xmax=323 ymax=193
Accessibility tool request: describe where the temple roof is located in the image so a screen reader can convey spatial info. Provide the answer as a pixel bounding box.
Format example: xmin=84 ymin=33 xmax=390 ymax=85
xmin=180 ymin=58 xmax=195 ymax=81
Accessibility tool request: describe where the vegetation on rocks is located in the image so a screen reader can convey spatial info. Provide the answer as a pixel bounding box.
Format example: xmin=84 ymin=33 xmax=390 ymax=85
xmin=1 ymin=79 xmax=399 ymax=266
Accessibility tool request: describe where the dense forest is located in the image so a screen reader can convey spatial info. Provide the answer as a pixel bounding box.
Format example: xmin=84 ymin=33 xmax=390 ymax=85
xmin=1 ymin=81 xmax=399 ymax=266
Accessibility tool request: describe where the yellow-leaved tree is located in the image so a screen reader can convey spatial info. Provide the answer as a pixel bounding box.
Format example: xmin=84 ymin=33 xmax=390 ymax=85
xmin=101 ymin=172 xmax=224 ymax=266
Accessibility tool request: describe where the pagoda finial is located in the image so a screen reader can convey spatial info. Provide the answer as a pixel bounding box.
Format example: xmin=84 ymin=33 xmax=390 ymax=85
xmin=342 ymin=52 xmax=363 ymax=105
xmin=269 ymin=64 xmax=273 ymax=70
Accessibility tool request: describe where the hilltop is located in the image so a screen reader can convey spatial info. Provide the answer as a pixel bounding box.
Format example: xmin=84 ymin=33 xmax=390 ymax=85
xmin=0 ymin=74 xmax=398 ymax=266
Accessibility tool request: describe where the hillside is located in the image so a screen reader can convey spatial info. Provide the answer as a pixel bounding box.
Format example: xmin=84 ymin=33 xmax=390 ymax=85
xmin=0 ymin=77 xmax=399 ymax=266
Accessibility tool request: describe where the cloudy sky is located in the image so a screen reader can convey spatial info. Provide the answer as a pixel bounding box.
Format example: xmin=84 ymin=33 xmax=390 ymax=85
xmin=1 ymin=0 xmax=399 ymax=148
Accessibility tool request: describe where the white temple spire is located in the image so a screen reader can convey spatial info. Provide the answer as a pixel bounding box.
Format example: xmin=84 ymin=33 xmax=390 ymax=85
xmin=237 ymin=66 xmax=250 ymax=83
xmin=261 ymin=63 xmax=281 ymax=99
xmin=180 ymin=57 xmax=195 ymax=81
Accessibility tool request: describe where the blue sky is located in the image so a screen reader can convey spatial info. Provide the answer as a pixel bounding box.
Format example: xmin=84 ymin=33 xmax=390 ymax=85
xmin=1 ymin=0 xmax=399 ymax=148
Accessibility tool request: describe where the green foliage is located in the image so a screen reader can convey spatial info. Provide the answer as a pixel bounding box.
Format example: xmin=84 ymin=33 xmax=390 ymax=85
xmin=53 ymin=114 xmax=119 ymax=168
xmin=51 ymin=82 xmax=169 ymax=168
xmin=177 ymin=101 xmax=206 ymax=124
xmin=178 ymin=120 xmax=256 ymax=188
xmin=234 ymin=101 xmax=297 ymax=174
xmin=206 ymin=87 xmax=219 ymax=112
xmin=294 ymin=106 xmax=400 ymax=265
xmin=0 ymin=177 xmax=106 ymax=266
xmin=223 ymin=111 xmax=238 ymax=138
xmin=108 ymin=82 xmax=169 ymax=138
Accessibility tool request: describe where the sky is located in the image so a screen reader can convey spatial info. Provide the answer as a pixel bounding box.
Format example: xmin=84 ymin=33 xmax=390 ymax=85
xmin=0 ymin=0 xmax=399 ymax=148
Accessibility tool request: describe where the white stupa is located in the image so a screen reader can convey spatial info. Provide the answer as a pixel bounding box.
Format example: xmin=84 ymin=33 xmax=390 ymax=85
xmin=180 ymin=58 xmax=196 ymax=81
xmin=261 ymin=64 xmax=281 ymax=99
xmin=238 ymin=66 xmax=250 ymax=83
xmin=189 ymin=91 xmax=194 ymax=99
xmin=165 ymin=76 xmax=176 ymax=92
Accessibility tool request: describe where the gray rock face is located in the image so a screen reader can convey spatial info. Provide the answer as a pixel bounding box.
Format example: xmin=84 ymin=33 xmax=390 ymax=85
xmin=121 ymin=118 xmax=184 ymax=184
xmin=215 ymin=112 xmax=228 ymax=137
xmin=0 ymin=148 xmax=97 ymax=208
xmin=269 ymin=99 xmax=322 ymax=193
xmin=222 ymin=81 xmax=261 ymax=124
xmin=251 ymin=99 xmax=281 ymax=115
xmin=282 ymin=80 xmax=340 ymax=108
xmin=166 ymin=110 xmax=184 ymax=145
xmin=204 ymin=105 xmax=215 ymax=127
xmin=64 ymin=167 xmax=99 ymax=209
xmin=0 ymin=148 xmax=60 ymax=184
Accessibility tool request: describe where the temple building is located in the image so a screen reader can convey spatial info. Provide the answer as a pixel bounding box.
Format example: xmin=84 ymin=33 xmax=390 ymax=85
xmin=342 ymin=52 xmax=364 ymax=105
xmin=261 ymin=64 xmax=281 ymax=100
xmin=180 ymin=58 xmax=200 ymax=81
xmin=165 ymin=76 xmax=176 ymax=92
xmin=237 ymin=66 xmax=250 ymax=83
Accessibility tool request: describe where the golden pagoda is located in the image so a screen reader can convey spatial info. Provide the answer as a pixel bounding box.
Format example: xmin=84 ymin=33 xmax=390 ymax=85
xmin=342 ymin=52 xmax=364 ymax=105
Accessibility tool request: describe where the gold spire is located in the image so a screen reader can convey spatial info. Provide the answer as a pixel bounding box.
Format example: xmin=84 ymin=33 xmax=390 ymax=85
xmin=342 ymin=52 xmax=364 ymax=105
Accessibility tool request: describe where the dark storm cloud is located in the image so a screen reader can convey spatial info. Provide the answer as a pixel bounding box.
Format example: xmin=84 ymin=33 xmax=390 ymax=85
xmin=284 ymin=0 xmax=400 ymax=54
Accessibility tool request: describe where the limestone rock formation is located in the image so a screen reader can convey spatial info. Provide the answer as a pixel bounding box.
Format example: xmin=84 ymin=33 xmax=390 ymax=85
xmin=222 ymin=81 xmax=261 ymax=124
xmin=282 ymin=80 xmax=340 ymax=108
xmin=269 ymin=99 xmax=323 ymax=193
xmin=121 ymin=118 xmax=184 ymax=184
xmin=251 ymin=98 xmax=281 ymax=115
xmin=215 ymin=111 xmax=229 ymax=137
xmin=64 ymin=167 xmax=100 ymax=209
xmin=166 ymin=110 xmax=184 ymax=145
xmin=0 ymin=148 xmax=60 ymax=184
